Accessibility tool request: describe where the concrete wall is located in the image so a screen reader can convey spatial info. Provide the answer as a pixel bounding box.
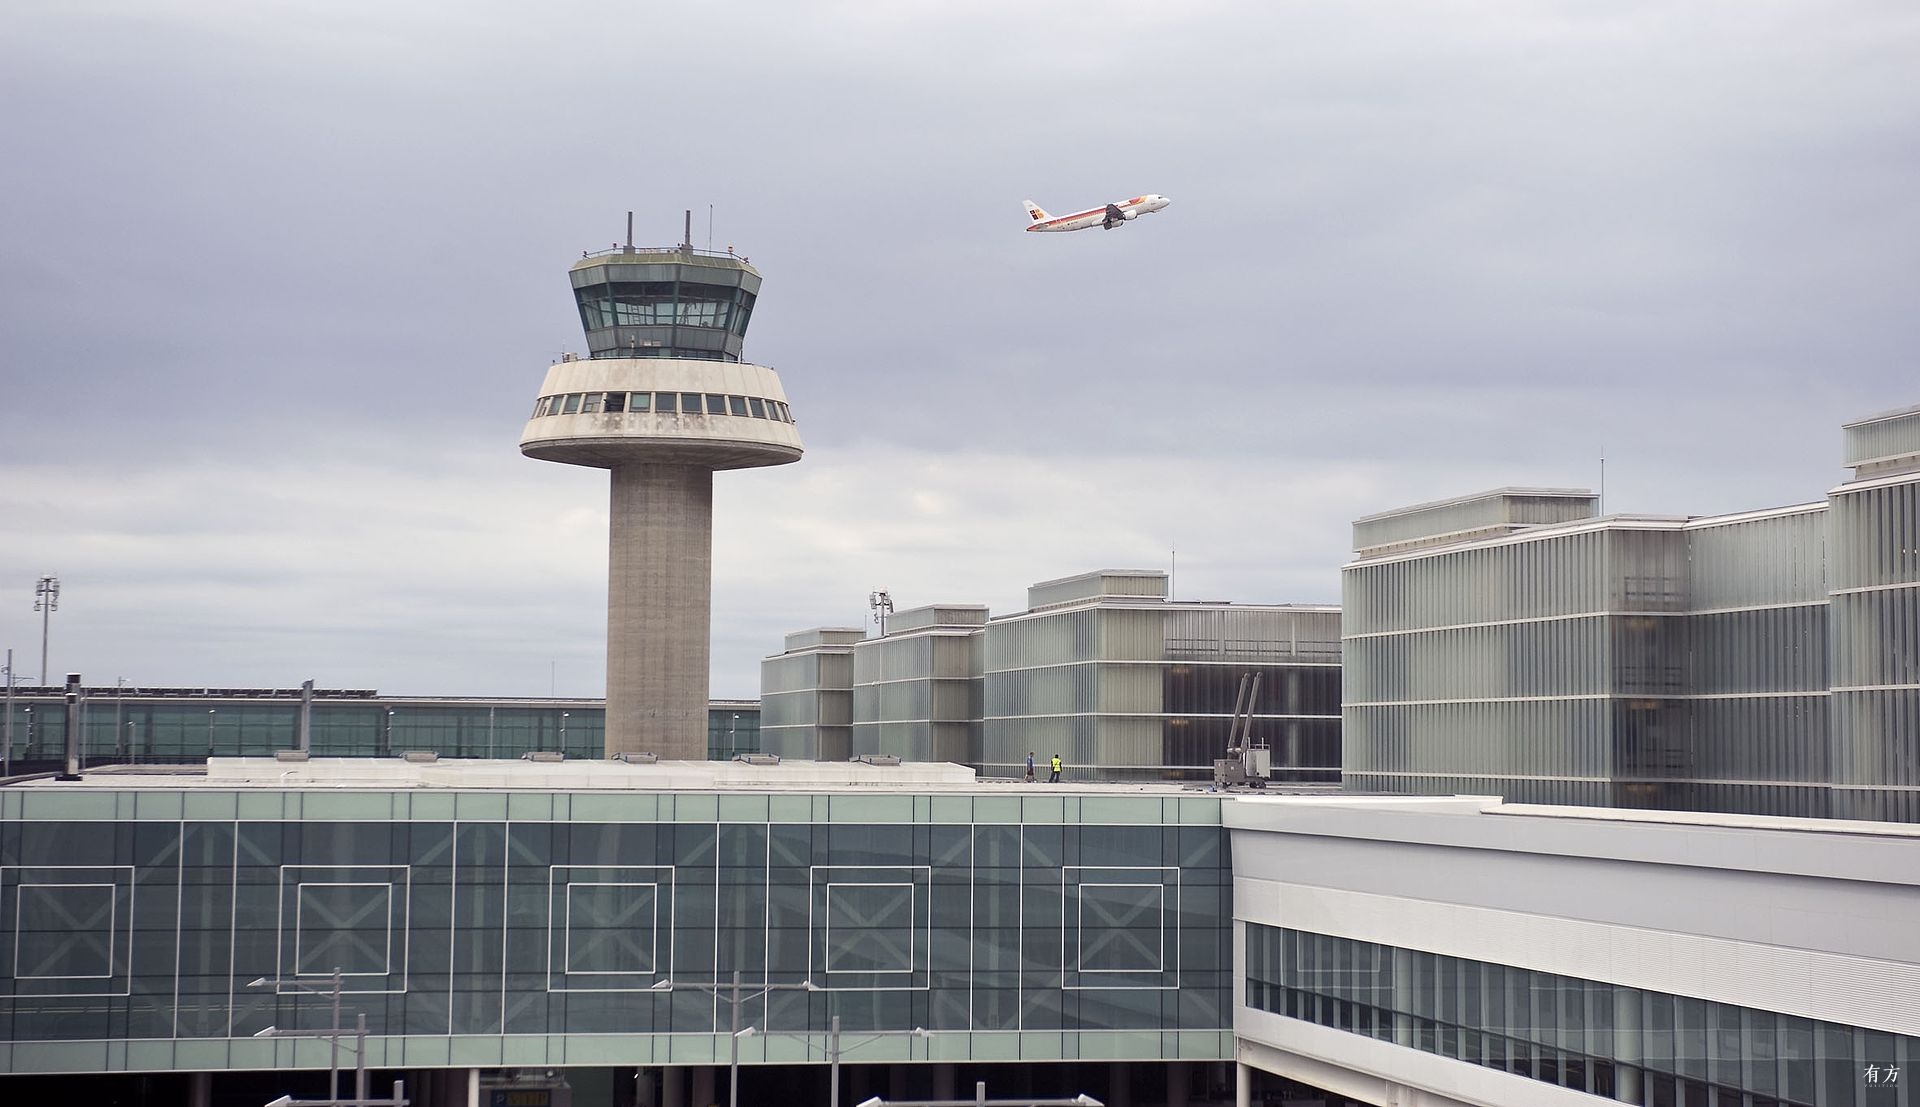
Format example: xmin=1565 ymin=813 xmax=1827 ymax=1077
xmin=606 ymin=463 xmax=712 ymax=759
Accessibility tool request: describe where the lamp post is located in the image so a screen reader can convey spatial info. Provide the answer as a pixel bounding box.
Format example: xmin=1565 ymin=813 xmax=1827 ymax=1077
xmin=650 ymin=968 xmax=817 ymax=1107
xmin=560 ymin=710 xmax=569 ymax=751
xmin=247 ymin=969 xmax=409 ymax=1107
xmin=3 ymin=649 xmax=14 ymax=776
xmin=824 ymin=1016 xmax=932 ymax=1107
xmin=207 ymin=708 xmax=217 ymax=756
xmin=34 ymin=576 xmax=59 ymax=686
xmin=856 ymin=1086 xmax=1103 ymax=1107
xmin=248 ymin=970 xmax=344 ymax=1104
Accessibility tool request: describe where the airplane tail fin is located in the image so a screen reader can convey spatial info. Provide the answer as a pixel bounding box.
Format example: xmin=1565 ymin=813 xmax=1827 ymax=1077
xmin=1023 ymin=200 xmax=1050 ymax=223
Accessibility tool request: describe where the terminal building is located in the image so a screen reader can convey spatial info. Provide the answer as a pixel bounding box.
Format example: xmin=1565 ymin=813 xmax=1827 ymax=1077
xmin=761 ymin=571 xmax=1343 ymax=784
xmin=0 ymin=760 xmax=1914 ymax=1107
xmin=1342 ymin=404 xmax=1920 ymax=823
xmin=0 ymin=689 xmax=762 ymax=773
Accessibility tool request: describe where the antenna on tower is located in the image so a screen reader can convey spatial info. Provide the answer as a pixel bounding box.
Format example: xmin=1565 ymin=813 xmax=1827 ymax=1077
xmin=707 ymin=204 xmax=714 ymax=253
xmin=625 ymin=211 xmax=634 ymax=253
xmin=683 ymin=209 xmax=693 ymax=252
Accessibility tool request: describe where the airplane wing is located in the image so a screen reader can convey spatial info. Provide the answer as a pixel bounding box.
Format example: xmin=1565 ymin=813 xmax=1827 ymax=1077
xmin=1102 ymin=203 xmax=1126 ymax=230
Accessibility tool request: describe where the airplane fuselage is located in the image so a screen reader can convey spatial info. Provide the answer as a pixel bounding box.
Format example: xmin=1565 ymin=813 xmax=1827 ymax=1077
xmin=1025 ymin=194 xmax=1172 ymax=232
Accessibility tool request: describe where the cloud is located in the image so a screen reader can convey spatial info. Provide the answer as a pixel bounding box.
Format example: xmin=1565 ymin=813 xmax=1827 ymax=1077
xmin=1 ymin=0 xmax=1916 ymax=699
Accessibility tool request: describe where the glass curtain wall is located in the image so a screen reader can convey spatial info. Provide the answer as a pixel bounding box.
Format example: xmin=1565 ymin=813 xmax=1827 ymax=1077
xmin=0 ymin=697 xmax=758 ymax=766
xmin=1828 ymin=475 xmax=1920 ymax=822
xmin=1246 ymin=924 xmax=1915 ymax=1107
xmin=851 ymin=630 xmax=983 ymax=766
xmin=1681 ymin=509 xmax=1833 ymax=817
xmin=0 ymin=791 xmax=1232 ymax=1070
xmin=982 ymin=603 xmax=1342 ymax=784
xmin=982 ymin=607 xmax=1165 ymax=781
xmin=1342 ymin=528 xmax=1626 ymax=806
xmin=760 ymin=641 xmax=855 ymax=762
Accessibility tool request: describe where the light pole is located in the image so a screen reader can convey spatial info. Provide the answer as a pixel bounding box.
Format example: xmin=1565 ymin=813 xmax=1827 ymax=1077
xmin=207 ymin=708 xmax=217 ymax=756
xmin=384 ymin=710 xmax=395 ymax=756
xmin=856 ymin=1086 xmax=1103 ymax=1107
xmin=3 ymin=648 xmax=14 ymax=776
xmin=249 ymin=971 xmax=343 ymax=1104
xmin=560 ymin=710 xmax=569 ymax=751
xmin=650 ymin=968 xmax=818 ymax=1107
xmin=34 ymin=576 xmax=59 ymax=686
xmin=248 ymin=970 xmax=409 ymax=1107
xmin=729 ymin=713 xmax=739 ymax=757
xmin=823 ymin=1016 xmax=932 ymax=1107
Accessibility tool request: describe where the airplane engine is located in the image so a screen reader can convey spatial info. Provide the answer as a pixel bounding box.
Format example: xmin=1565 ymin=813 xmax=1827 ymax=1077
xmin=1119 ymin=209 xmax=1138 ymax=220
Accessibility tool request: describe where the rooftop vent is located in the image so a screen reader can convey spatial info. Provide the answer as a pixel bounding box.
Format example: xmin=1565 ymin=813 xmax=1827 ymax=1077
xmin=401 ymin=750 xmax=439 ymax=763
xmin=855 ymin=754 xmax=902 ymax=767
xmin=615 ymin=751 xmax=659 ymax=764
xmin=522 ymin=751 xmax=565 ymax=763
xmin=734 ymin=753 xmax=781 ymax=766
xmin=274 ymin=750 xmax=310 ymax=763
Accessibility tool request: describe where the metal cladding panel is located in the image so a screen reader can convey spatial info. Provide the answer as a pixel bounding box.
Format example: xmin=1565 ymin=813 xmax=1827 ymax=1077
xmin=1684 ymin=506 xmax=1829 ymax=608
xmin=1843 ymin=403 xmax=1920 ymax=472
xmin=1026 ymin=570 xmax=1168 ymax=610
xmin=780 ymin=627 xmax=865 ymax=652
xmin=886 ymin=605 xmax=990 ymax=633
xmin=1351 ymin=488 xmax=1598 ymax=555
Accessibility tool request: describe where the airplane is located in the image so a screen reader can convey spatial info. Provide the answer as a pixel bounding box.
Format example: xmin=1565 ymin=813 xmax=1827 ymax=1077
xmin=1023 ymin=194 xmax=1172 ymax=232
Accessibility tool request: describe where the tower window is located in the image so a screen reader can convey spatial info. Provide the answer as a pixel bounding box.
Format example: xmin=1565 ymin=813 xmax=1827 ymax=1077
xmin=706 ymin=394 xmax=727 ymax=415
xmin=562 ymin=394 xmax=582 ymax=415
xmin=680 ymin=392 xmax=704 ymax=415
xmin=605 ymin=392 xmax=626 ymax=414
xmin=628 ymin=392 xmax=651 ymax=413
xmin=655 ymin=393 xmax=677 ymax=414
xmin=581 ymin=393 xmax=604 ymax=414
xmin=729 ymin=396 xmax=749 ymax=417
xmin=748 ymin=398 xmax=767 ymax=419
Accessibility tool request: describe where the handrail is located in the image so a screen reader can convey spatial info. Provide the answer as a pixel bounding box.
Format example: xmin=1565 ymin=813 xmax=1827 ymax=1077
xmin=579 ymin=244 xmax=749 ymax=262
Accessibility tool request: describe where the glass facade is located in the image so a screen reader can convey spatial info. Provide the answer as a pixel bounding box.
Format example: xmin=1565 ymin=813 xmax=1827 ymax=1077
xmin=1346 ymin=408 xmax=1920 ymax=821
xmin=0 ymin=693 xmax=758 ymax=769
xmin=567 ymin=251 xmax=760 ymax=362
xmin=1343 ymin=409 xmax=1920 ymax=822
xmin=0 ymin=786 xmax=1231 ymax=1074
xmin=981 ymin=577 xmax=1341 ymax=783
xmin=760 ymin=630 xmax=861 ymax=762
xmin=1245 ymin=924 xmax=1917 ymax=1107
xmin=530 ymin=390 xmax=793 ymax=424
xmin=1344 ymin=523 xmax=1691 ymax=809
xmin=851 ymin=615 xmax=985 ymax=767
xmin=574 ymin=280 xmax=756 ymax=338
xmin=768 ymin=577 xmax=1342 ymax=784
xmin=1828 ymin=472 xmax=1920 ymax=822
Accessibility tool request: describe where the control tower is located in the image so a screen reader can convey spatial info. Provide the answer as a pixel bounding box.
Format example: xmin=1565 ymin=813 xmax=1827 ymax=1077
xmin=521 ymin=219 xmax=802 ymax=759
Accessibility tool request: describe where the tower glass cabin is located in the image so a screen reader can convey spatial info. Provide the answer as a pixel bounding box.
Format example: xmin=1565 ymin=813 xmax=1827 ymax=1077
xmin=522 ymin=240 xmax=802 ymax=760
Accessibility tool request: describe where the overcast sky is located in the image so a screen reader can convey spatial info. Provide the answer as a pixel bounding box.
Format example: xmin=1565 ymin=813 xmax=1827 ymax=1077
xmin=2 ymin=1 xmax=1915 ymax=698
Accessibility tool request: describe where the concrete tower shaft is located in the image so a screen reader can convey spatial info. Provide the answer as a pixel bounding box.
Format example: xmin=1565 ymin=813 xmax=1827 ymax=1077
xmin=521 ymin=241 xmax=802 ymax=760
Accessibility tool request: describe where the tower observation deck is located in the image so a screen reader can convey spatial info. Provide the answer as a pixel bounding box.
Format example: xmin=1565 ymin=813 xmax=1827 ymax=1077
xmin=521 ymin=230 xmax=803 ymax=760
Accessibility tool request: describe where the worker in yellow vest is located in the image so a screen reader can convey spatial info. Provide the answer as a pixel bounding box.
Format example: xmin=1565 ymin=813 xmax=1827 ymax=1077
xmin=1048 ymin=754 xmax=1063 ymax=783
